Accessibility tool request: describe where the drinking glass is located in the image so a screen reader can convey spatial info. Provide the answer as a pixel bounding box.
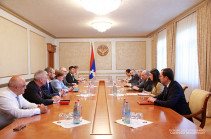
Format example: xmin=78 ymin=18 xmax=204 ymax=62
xmin=131 ymin=112 xmax=137 ymax=119
xmin=58 ymin=113 xmax=66 ymax=123
xmin=136 ymin=113 xmax=143 ymax=120
xmin=66 ymin=112 xmax=73 ymax=120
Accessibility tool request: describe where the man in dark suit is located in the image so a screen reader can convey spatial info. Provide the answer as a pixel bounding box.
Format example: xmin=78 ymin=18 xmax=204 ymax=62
xmin=128 ymin=69 xmax=140 ymax=84
xmin=66 ymin=66 xmax=78 ymax=86
xmin=147 ymin=68 xmax=192 ymax=116
xmin=132 ymin=70 xmax=153 ymax=92
xmin=23 ymin=70 xmax=60 ymax=105
xmin=60 ymin=67 xmax=73 ymax=87
xmin=41 ymin=67 xmax=61 ymax=97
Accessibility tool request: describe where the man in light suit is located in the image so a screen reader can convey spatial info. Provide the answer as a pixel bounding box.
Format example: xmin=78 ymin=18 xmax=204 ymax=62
xmin=147 ymin=68 xmax=192 ymax=117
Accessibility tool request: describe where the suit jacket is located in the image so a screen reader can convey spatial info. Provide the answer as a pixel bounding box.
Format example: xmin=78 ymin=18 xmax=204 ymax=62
xmin=129 ymin=74 xmax=140 ymax=84
xmin=154 ymin=81 xmax=192 ymax=115
xmin=138 ymin=78 xmax=153 ymax=92
xmin=23 ymin=81 xmax=53 ymax=105
xmin=66 ymin=73 xmax=78 ymax=85
xmin=41 ymin=81 xmax=59 ymax=97
xmin=150 ymin=82 xmax=164 ymax=97
xmin=63 ymin=76 xmax=73 ymax=87
xmin=131 ymin=78 xmax=143 ymax=87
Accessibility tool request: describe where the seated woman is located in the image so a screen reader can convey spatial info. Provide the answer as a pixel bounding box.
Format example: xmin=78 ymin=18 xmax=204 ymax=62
xmin=51 ymin=70 xmax=73 ymax=96
xmin=144 ymin=68 xmax=164 ymax=97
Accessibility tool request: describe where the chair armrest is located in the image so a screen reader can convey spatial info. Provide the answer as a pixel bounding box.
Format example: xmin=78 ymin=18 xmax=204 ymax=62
xmin=183 ymin=109 xmax=203 ymax=118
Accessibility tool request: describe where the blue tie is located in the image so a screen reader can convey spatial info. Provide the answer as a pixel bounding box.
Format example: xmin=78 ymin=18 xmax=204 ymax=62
xmin=48 ymin=82 xmax=52 ymax=93
xmin=16 ymin=96 xmax=21 ymax=109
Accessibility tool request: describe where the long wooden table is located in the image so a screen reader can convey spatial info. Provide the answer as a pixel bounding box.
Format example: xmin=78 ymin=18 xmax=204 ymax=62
xmin=0 ymin=80 xmax=210 ymax=139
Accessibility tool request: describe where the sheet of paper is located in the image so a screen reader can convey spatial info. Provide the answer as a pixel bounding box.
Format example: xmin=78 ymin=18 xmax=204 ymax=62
xmin=115 ymin=119 xmax=152 ymax=128
xmin=53 ymin=119 xmax=91 ymax=128
xmin=108 ymin=94 xmax=125 ymax=96
xmin=137 ymin=93 xmax=150 ymax=96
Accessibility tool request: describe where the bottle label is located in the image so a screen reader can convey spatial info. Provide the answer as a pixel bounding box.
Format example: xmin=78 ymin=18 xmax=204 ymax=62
xmin=73 ymin=113 xmax=80 ymax=124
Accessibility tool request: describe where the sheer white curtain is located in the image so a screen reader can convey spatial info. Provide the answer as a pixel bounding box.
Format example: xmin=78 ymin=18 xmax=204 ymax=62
xmin=175 ymin=12 xmax=200 ymax=100
xmin=157 ymin=29 xmax=167 ymax=72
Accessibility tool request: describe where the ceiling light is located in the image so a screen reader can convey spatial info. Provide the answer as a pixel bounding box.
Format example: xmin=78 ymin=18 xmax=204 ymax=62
xmin=91 ymin=20 xmax=112 ymax=32
xmin=81 ymin=0 xmax=122 ymax=15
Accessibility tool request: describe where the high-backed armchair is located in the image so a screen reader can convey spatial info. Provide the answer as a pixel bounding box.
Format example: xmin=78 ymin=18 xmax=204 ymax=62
xmin=183 ymin=89 xmax=211 ymax=128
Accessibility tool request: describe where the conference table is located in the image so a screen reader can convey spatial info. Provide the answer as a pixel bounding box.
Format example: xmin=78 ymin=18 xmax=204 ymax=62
xmin=0 ymin=79 xmax=210 ymax=139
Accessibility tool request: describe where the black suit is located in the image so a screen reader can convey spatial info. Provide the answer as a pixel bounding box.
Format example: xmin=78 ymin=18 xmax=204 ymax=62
xmin=154 ymin=81 xmax=192 ymax=116
xmin=129 ymin=74 xmax=140 ymax=84
xmin=63 ymin=76 xmax=73 ymax=87
xmin=66 ymin=73 xmax=78 ymax=85
xmin=41 ymin=81 xmax=60 ymax=97
xmin=23 ymin=81 xmax=53 ymax=105
xmin=138 ymin=78 xmax=153 ymax=92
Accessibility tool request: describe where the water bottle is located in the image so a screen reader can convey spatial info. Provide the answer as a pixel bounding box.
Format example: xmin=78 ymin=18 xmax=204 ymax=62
xmin=73 ymin=102 xmax=80 ymax=124
xmin=77 ymin=99 xmax=82 ymax=122
xmin=108 ymin=76 xmax=110 ymax=82
xmin=124 ymin=101 xmax=130 ymax=124
xmin=109 ymin=77 xmax=113 ymax=86
xmin=88 ymin=83 xmax=92 ymax=93
xmin=122 ymin=99 xmax=127 ymax=121
xmin=113 ymin=83 xmax=117 ymax=96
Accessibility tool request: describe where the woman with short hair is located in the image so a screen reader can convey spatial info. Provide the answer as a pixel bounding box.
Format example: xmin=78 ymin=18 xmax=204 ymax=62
xmin=51 ymin=70 xmax=73 ymax=96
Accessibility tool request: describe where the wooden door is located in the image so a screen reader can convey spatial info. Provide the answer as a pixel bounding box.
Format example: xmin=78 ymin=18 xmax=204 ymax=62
xmin=47 ymin=43 xmax=56 ymax=68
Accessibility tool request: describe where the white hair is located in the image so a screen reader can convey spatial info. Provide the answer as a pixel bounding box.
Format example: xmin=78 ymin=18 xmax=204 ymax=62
xmin=34 ymin=70 xmax=47 ymax=81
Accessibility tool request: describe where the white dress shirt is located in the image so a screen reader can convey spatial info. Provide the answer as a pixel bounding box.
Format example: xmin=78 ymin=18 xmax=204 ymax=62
xmin=0 ymin=88 xmax=40 ymax=129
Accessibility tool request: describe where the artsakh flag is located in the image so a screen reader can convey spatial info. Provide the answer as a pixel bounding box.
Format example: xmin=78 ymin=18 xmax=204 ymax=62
xmin=89 ymin=43 xmax=96 ymax=79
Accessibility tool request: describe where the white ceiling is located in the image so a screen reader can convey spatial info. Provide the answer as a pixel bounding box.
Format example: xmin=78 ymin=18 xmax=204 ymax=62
xmin=0 ymin=0 xmax=201 ymax=38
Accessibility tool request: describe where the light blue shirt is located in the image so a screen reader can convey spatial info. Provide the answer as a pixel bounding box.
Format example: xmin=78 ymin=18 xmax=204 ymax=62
xmin=51 ymin=79 xmax=69 ymax=93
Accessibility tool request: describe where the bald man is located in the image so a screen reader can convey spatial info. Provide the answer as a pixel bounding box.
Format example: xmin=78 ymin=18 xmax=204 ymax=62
xmin=132 ymin=70 xmax=153 ymax=92
xmin=0 ymin=75 xmax=48 ymax=130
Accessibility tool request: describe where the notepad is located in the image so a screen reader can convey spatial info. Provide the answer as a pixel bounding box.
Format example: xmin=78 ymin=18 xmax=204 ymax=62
xmin=73 ymin=88 xmax=79 ymax=92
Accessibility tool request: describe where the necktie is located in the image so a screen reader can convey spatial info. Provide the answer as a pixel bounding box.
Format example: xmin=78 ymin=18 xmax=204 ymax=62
xmin=48 ymin=82 xmax=52 ymax=93
xmin=38 ymin=87 xmax=42 ymax=97
xmin=16 ymin=96 xmax=21 ymax=109
xmin=163 ymin=87 xmax=168 ymax=99
xmin=72 ymin=75 xmax=74 ymax=81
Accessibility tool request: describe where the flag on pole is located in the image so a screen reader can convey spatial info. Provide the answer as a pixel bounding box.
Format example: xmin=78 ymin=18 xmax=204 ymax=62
xmin=89 ymin=43 xmax=96 ymax=79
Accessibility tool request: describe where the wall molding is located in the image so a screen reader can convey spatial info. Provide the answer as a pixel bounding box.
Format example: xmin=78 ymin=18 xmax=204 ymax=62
xmin=0 ymin=4 xmax=55 ymax=38
xmin=146 ymin=0 xmax=208 ymax=37
xmin=0 ymin=78 xmax=33 ymax=88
